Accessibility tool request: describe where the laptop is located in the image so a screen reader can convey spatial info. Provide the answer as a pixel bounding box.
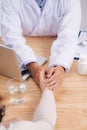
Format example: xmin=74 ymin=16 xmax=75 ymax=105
xmin=0 ymin=45 xmax=47 ymax=80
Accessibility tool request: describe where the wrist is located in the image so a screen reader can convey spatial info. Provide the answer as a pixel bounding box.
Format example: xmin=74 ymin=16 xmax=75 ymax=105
xmin=26 ymin=62 xmax=40 ymax=74
xmin=58 ymin=66 xmax=65 ymax=72
xmin=55 ymin=65 xmax=65 ymax=73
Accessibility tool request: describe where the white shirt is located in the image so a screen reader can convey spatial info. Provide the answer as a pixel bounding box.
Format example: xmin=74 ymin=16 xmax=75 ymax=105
xmin=1 ymin=0 xmax=81 ymax=71
xmin=35 ymin=0 xmax=46 ymax=11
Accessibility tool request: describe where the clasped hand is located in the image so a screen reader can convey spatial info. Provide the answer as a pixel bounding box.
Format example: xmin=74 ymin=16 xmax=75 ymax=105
xmin=27 ymin=62 xmax=64 ymax=91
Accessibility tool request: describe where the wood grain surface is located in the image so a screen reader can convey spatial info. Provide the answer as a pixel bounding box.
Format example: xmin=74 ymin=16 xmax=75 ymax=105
xmin=0 ymin=36 xmax=87 ymax=130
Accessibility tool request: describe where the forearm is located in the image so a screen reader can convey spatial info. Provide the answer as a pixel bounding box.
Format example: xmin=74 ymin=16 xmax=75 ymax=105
xmin=1 ymin=0 xmax=37 ymax=65
xmin=33 ymin=89 xmax=57 ymax=128
xmin=49 ymin=0 xmax=81 ymax=71
xmin=26 ymin=62 xmax=40 ymax=74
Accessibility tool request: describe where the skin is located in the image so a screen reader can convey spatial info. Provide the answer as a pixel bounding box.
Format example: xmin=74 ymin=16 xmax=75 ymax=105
xmin=2 ymin=72 xmax=50 ymax=128
xmin=2 ymin=118 xmax=20 ymax=128
xmin=26 ymin=62 xmax=65 ymax=91
xmin=26 ymin=62 xmax=47 ymax=87
xmin=1 ymin=63 xmax=63 ymax=126
xmin=45 ymin=65 xmax=64 ymax=91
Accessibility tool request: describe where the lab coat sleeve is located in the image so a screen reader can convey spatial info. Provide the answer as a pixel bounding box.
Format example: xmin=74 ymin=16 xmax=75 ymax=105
xmin=49 ymin=0 xmax=81 ymax=71
xmin=1 ymin=0 xmax=37 ymax=65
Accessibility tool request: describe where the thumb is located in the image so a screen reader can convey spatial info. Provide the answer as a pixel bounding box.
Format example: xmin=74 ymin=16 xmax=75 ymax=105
xmin=40 ymin=72 xmax=46 ymax=90
xmin=46 ymin=67 xmax=55 ymax=78
xmin=40 ymin=71 xmax=44 ymax=80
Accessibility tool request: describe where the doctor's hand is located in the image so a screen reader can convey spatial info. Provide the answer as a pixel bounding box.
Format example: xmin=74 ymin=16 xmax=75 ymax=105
xmin=27 ymin=62 xmax=46 ymax=87
xmin=46 ymin=66 xmax=64 ymax=91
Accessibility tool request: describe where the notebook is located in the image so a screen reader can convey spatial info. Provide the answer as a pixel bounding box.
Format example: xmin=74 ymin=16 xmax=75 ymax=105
xmin=0 ymin=45 xmax=47 ymax=80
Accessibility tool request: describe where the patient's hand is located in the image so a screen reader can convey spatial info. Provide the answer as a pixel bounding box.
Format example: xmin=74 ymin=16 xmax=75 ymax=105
xmin=2 ymin=118 xmax=20 ymax=128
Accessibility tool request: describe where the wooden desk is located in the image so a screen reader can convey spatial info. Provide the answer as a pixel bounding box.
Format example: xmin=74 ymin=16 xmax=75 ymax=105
xmin=0 ymin=37 xmax=87 ymax=130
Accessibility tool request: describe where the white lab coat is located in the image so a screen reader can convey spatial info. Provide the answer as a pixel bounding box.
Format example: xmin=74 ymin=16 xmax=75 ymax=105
xmin=1 ymin=0 xmax=81 ymax=71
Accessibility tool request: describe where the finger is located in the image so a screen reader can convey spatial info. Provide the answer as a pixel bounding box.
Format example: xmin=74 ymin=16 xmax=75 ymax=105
xmin=46 ymin=79 xmax=57 ymax=87
xmin=40 ymin=72 xmax=45 ymax=87
xmin=46 ymin=72 xmax=63 ymax=84
xmin=46 ymin=71 xmax=58 ymax=83
xmin=2 ymin=121 xmax=10 ymax=128
xmin=48 ymin=82 xmax=58 ymax=89
xmin=48 ymin=79 xmax=62 ymax=91
xmin=40 ymin=68 xmax=47 ymax=79
xmin=48 ymin=83 xmax=58 ymax=91
xmin=52 ymin=85 xmax=58 ymax=91
xmin=40 ymin=71 xmax=44 ymax=80
xmin=46 ymin=67 xmax=55 ymax=78
xmin=44 ymin=69 xmax=48 ymax=79
xmin=2 ymin=117 xmax=20 ymax=128
xmin=46 ymin=66 xmax=61 ymax=81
